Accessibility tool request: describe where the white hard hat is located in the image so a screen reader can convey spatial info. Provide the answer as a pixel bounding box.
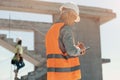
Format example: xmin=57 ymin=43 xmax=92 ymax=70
xmin=16 ymin=37 xmax=22 ymax=42
xmin=60 ymin=2 xmax=80 ymax=22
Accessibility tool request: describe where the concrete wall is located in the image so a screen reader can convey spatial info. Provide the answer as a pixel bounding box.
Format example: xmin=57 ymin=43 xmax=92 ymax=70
xmin=73 ymin=17 xmax=102 ymax=80
xmin=34 ymin=23 xmax=52 ymax=57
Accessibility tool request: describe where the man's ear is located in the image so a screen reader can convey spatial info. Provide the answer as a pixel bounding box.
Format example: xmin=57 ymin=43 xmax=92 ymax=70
xmin=60 ymin=7 xmax=66 ymax=15
xmin=62 ymin=7 xmax=66 ymax=11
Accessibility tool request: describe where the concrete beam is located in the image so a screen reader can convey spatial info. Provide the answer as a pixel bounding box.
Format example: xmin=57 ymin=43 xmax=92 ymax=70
xmin=0 ymin=19 xmax=51 ymax=37
xmin=0 ymin=0 xmax=59 ymax=14
xmin=0 ymin=0 xmax=116 ymax=24
xmin=102 ymin=58 xmax=111 ymax=64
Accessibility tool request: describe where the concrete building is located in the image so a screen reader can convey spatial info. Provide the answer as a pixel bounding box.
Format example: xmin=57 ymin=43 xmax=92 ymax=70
xmin=0 ymin=0 xmax=116 ymax=80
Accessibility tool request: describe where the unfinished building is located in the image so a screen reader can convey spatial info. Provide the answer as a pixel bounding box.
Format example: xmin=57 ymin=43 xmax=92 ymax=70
xmin=0 ymin=0 xmax=116 ymax=80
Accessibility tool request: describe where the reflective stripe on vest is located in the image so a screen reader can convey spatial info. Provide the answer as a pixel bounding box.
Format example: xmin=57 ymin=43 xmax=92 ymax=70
xmin=48 ymin=65 xmax=80 ymax=72
xmin=47 ymin=54 xmax=75 ymax=59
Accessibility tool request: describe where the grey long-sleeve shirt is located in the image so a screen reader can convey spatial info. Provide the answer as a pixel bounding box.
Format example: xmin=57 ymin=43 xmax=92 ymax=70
xmin=59 ymin=25 xmax=81 ymax=56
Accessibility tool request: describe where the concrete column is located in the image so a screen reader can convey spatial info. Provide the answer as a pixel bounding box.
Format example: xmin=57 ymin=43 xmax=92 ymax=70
xmin=52 ymin=13 xmax=60 ymax=23
xmin=53 ymin=13 xmax=103 ymax=80
xmin=34 ymin=31 xmax=45 ymax=56
xmin=72 ymin=17 xmax=102 ymax=80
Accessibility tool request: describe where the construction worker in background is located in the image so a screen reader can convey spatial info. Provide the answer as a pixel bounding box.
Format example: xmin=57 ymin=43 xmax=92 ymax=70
xmin=45 ymin=2 xmax=86 ymax=80
xmin=11 ymin=37 xmax=25 ymax=79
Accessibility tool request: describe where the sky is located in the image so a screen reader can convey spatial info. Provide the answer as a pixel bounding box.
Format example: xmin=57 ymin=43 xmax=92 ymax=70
xmin=0 ymin=0 xmax=120 ymax=80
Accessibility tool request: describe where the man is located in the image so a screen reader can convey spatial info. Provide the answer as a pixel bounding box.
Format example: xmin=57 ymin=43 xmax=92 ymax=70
xmin=45 ymin=2 xmax=86 ymax=80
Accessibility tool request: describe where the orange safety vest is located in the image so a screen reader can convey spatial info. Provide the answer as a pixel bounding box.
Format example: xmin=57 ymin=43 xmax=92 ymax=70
xmin=45 ymin=22 xmax=81 ymax=80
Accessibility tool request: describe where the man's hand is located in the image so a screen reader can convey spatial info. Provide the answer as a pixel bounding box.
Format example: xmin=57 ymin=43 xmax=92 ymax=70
xmin=77 ymin=42 xmax=86 ymax=55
